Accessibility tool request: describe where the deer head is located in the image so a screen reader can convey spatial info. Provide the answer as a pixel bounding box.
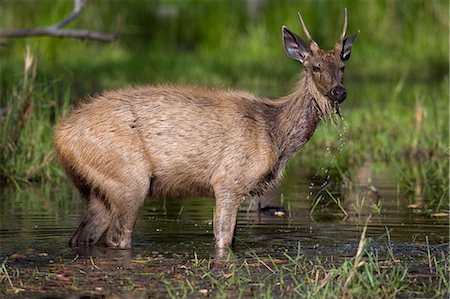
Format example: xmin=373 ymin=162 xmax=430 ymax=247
xmin=282 ymin=8 xmax=359 ymax=116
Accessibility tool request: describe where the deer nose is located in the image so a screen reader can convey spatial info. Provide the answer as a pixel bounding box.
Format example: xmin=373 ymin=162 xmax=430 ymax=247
xmin=331 ymin=86 xmax=347 ymax=103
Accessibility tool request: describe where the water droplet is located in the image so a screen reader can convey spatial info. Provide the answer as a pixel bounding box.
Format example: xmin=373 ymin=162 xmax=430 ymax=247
xmin=307 ymin=114 xmax=348 ymax=202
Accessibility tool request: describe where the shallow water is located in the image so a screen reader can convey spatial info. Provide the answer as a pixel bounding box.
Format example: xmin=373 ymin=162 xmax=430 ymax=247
xmin=0 ymin=165 xmax=448 ymax=262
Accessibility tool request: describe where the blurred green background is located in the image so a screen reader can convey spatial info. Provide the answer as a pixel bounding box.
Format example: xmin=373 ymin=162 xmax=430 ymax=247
xmin=0 ymin=0 xmax=448 ymax=208
xmin=1 ymin=0 xmax=448 ymax=93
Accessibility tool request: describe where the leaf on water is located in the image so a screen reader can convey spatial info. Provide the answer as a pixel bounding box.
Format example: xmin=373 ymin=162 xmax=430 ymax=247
xmin=243 ymin=263 xmax=259 ymax=267
xmin=379 ymin=259 xmax=401 ymax=267
xmin=143 ymin=267 xmax=157 ymax=273
xmin=431 ymin=212 xmax=449 ymax=217
xmin=46 ymin=281 xmax=59 ymax=287
xmin=55 ymin=273 xmax=72 ymax=282
xmin=9 ymin=253 xmax=27 ymax=260
xmin=132 ymin=259 xmax=150 ymax=264
xmin=12 ymin=287 xmax=26 ymax=294
xmin=407 ymin=204 xmax=420 ymax=209
xmin=270 ymin=258 xmax=286 ymax=265
xmin=174 ymin=273 xmax=184 ymax=280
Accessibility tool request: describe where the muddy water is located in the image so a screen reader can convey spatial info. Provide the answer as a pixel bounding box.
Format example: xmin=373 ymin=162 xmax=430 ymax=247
xmin=0 ymin=165 xmax=448 ymax=261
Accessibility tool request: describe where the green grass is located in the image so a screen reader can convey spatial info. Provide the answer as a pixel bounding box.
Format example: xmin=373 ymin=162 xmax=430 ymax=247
xmin=158 ymin=234 xmax=448 ymax=298
xmin=0 ymin=1 xmax=448 ymax=87
xmin=0 ymin=56 xmax=70 ymax=183
xmin=0 ymin=2 xmax=448 ymax=206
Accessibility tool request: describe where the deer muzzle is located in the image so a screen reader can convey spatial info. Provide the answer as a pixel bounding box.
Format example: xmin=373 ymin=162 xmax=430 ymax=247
xmin=330 ymin=85 xmax=347 ymax=103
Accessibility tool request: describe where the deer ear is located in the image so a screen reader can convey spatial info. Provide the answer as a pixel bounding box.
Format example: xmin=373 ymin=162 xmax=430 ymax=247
xmin=341 ymin=30 xmax=360 ymax=61
xmin=282 ymin=26 xmax=309 ymax=63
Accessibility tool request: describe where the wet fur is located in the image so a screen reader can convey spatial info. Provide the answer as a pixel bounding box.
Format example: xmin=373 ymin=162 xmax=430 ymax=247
xmin=54 ymin=15 xmax=357 ymax=249
xmin=54 ymin=79 xmax=325 ymax=248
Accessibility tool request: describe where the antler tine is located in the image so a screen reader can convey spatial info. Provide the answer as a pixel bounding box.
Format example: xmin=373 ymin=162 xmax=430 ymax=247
xmin=297 ymin=11 xmax=314 ymax=43
xmin=339 ymin=8 xmax=348 ymax=42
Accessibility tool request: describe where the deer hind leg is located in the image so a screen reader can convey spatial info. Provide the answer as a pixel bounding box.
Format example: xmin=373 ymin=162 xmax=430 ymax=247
xmin=105 ymin=174 xmax=150 ymax=249
xmin=69 ymin=190 xmax=112 ymax=247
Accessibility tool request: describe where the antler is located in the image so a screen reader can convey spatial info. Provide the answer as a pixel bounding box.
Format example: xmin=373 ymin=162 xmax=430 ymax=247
xmin=297 ymin=12 xmax=314 ymax=43
xmin=338 ymin=8 xmax=348 ymax=42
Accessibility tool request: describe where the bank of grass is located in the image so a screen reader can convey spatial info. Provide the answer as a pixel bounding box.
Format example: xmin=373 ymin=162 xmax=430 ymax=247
xmin=0 ymin=1 xmax=448 ymax=89
xmin=1 ymin=228 xmax=448 ymax=298
xmin=162 ymin=250 xmax=447 ymax=298
xmin=0 ymin=56 xmax=70 ymax=185
xmin=0 ymin=50 xmax=448 ymax=211
xmin=0 ymin=1 xmax=448 ymax=206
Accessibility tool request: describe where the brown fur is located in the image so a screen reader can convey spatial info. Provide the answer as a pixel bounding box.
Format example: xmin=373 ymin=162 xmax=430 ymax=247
xmin=54 ymin=15 xmax=358 ymax=251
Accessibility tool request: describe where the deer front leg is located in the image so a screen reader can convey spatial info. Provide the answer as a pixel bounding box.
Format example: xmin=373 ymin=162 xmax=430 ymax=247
xmin=213 ymin=190 xmax=242 ymax=251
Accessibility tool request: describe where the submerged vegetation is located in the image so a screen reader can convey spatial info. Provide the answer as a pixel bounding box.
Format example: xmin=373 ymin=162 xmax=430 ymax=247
xmin=0 ymin=0 xmax=448 ymax=297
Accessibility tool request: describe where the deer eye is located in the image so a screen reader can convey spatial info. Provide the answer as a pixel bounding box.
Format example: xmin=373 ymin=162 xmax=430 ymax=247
xmin=312 ymin=65 xmax=321 ymax=72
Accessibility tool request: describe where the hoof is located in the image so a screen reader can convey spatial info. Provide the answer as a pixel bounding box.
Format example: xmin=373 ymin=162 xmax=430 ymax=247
xmin=105 ymin=238 xmax=132 ymax=249
xmin=69 ymin=235 xmax=96 ymax=248
xmin=69 ymin=229 xmax=102 ymax=248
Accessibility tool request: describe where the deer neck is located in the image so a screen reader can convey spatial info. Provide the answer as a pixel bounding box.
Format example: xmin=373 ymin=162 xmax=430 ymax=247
xmin=271 ymin=75 xmax=327 ymax=164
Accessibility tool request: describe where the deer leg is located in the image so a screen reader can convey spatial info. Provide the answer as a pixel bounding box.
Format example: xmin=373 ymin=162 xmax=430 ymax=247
xmin=213 ymin=190 xmax=242 ymax=252
xmin=69 ymin=191 xmax=112 ymax=247
xmin=105 ymin=177 xmax=150 ymax=249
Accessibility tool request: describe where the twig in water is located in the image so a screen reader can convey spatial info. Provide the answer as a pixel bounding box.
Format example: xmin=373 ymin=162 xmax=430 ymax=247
xmin=326 ymin=189 xmax=348 ymax=217
xmin=90 ymin=256 xmax=101 ymax=270
xmin=71 ymin=254 xmax=79 ymax=263
xmin=1 ymin=259 xmax=15 ymax=290
xmin=343 ymin=215 xmax=371 ymax=288
xmin=309 ymin=181 xmax=332 ymax=216
xmin=426 ymin=236 xmax=433 ymax=274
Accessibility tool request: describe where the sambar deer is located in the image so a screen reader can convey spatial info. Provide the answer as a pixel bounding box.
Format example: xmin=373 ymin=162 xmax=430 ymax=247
xmin=54 ymin=9 xmax=359 ymax=254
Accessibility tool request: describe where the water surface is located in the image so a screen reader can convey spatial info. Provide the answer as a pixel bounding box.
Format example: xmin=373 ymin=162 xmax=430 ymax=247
xmin=1 ymin=164 xmax=447 ymax=262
